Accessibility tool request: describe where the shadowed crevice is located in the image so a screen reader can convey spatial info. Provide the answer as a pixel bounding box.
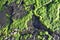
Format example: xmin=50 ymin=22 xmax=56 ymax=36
xmin=32 ymin=14 xmax=60 ymax=37
xmin=32 ymin=14 xmax=53 ymax=35
xmin=8 ymin=6 xmax=14 ymax=30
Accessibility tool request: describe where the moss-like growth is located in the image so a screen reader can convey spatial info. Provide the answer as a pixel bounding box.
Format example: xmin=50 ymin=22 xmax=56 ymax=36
xmin=0 ymin=0 xmax=60 ymax=40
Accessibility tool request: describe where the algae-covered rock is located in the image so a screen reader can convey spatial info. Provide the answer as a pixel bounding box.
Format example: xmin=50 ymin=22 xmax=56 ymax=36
xmin=0 ymin=0 xmax=60 ymax=40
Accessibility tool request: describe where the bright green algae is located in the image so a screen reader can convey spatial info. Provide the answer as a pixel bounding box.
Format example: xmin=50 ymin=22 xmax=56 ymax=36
xmin=23 ymin=0 xmax=60 ymax=31
xmin=0 ymin=0 xmax=60 ymax=40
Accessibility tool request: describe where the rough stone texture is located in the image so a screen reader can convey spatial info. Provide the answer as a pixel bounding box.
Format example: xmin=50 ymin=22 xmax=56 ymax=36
xmin=9 ymin=2 xmax=27 ymax=20
xmin=0 ymin=8 xmax=8 ymax=27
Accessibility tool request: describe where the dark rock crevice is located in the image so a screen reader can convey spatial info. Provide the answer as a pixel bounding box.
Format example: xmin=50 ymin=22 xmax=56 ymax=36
xmin=32 ymin=14 xmax=60 ymax=38
xmin=32 ymin=14 xmax=53 ymax=35
xmin=8 ymin=6 xmax=14 ymax=30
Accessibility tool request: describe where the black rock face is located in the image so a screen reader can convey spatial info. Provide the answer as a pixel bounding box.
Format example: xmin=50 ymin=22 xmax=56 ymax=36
xmin=32 ymin=14 xmax=46 ymax=30
xmin=32 ymin=14 xmax=54 ymax=36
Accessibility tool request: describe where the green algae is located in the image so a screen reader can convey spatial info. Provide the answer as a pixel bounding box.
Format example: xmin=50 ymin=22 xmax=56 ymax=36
xmin=10 ymin=11 xmax=33 ymax=31
xmin=23 ymin=0 xmax=60 ymax=31
xmin=0 ymin=0 xmax=60 ymax=40
xmin=0 ymin=0 xmax=21 ymax=11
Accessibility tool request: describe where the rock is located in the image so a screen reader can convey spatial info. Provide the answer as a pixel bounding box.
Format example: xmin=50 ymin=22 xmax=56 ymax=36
xmin=0 ymin=9 xmax=7 ymax=27
xmin=10 ymin=2 xmax=27 ymax=19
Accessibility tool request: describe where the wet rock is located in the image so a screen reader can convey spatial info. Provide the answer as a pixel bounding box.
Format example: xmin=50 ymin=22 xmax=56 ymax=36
xmin=32 ymin=14 xmax=46 ymax=31
xmin=32 ymin=14 xmax=54 ymax=36
xmin=0 ymin=2 xmax=14 ymax=28
xmin=10 ymin=2 xmax=27 ymax=19
xmin=0 ymin=9 xmax=8 ymax=27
